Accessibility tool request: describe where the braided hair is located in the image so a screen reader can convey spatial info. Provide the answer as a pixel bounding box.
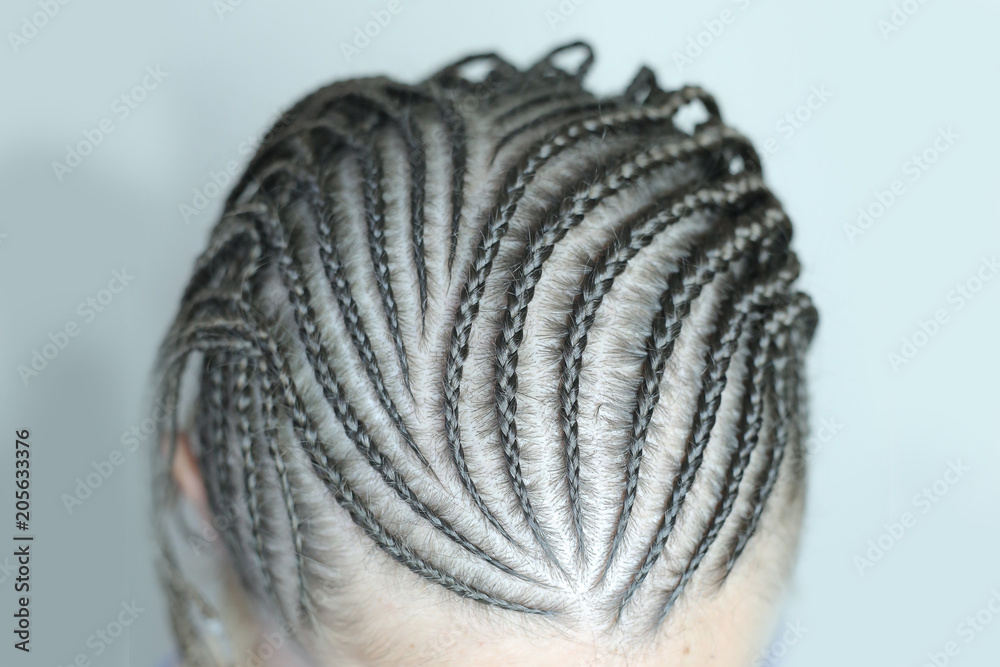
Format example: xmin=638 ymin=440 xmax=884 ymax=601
xmin=153 ymin=41 xmax=817 ymax=664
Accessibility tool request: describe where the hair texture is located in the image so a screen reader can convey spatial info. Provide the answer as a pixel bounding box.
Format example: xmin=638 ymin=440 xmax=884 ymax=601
xmin=152 ymin=42 xmax=817 ymax=665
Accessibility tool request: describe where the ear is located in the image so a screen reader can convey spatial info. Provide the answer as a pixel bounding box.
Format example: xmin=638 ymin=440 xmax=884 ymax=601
xmin=169 ymin=432 xmax=209 ymax=514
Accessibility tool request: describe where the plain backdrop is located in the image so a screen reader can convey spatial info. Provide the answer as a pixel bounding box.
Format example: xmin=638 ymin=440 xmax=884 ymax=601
xmin=1 ymin=1 xmax=998 ymax=665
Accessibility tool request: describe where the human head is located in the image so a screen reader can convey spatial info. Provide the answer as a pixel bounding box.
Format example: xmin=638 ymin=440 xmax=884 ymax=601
xmin=154 ymin=42 xmax=817 ymax=667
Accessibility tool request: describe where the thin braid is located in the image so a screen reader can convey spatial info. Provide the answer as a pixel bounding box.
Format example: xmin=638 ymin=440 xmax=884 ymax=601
xmin=326 ymin=93 xmax=430 ymax=321
xmin=490 ymin=100 xmax=626 ymax=164
xmin=725 ymin=295 xmax=816 ymax=573
xmin=615 ymin=253 xmax=798 ymax=619
xmin=655 ymin=301 xmax=790 ymax=620
xmin=247 ymin=286 xmax=549 ymax=615
xmin=493 ymin=89 xmax=597 ymax=125
xmin=496 ymin=126 xmax=753 ymax=559
xmin=494 ymin=320 xmax=562 ymax=570
xmin=445 ymin=87 xmax=721 ymax=550
xmin=383 ymin=83 xmax=467 ymax=274
xmin=215 ymin=356 xmax=263 ymax=593
xmin=244 ymin=301 xmax=313 ymax=619
xmin=200 ymin=360 xmax=244 ymax=566
xmin=601 ymin=207 xmax=790 ymax=578
xmin=293 ymin=169 xmax=430 ymax=471
xmin=402 ymin=109 xmax=429 ymax=322
xmin=257 ymin=377 xmax=312 ymax=620
xmin=234 ymin=355 xmax=282 ymax=614
xmin=245 ymin=203 xmax=531 ymax=582
xmin=359 ymin=137 xmax=412 ymax=392
xmin=437 ymin=96 xmax=468 ymax=275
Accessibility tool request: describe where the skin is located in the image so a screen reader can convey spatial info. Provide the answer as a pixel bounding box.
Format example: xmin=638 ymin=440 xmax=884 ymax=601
xmin=170 ymin=434 xmax=804 ymax=667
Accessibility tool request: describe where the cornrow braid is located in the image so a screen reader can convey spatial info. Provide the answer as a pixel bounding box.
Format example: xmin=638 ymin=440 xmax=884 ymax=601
xmin=152 ymin=43 xmax=817 ymax=663
xmin=232 ymin=355 xmax=280 ymax=614
xmin=600 ymin=205 xmax=789 ymax=579
xmin=615 ymin=237 xmax=800 ymax=620
xmin=292 ymin=168 xmax=428 ymax=472
xmin=324 ymin=92 xmax=431 ymax=322
xmin=250 ymin=267 xmax=550 ymax=616
xmin=497 ymin=125 xmax=754 ymax=560
xmin=242 ymin=193 xmax=532 ymax=583
xmin=444 ymin=85 xmax=723 ymax=561
xmin=655 ymin=291 xmax=808 ymax=622
xmin=357 ymin=138 xmax=413 ymax=392
xmin=724 ymin=294 xmax=818 ymax=574
xmin=381 ymin=82 xmax=469 ymax=274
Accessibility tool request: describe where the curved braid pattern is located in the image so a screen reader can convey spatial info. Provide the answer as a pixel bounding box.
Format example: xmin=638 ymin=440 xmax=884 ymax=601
xmin=152 ymin=43 xmax=817 ymax=663
xmin=615 ymin=242 xmax=801 ymax=619
xmin=600 ymin=206 xmax=790 ymax=578
xmin=242 ymin=194 xmax=530 ymax=584
xmin=657 ymin=292 xmax=812 ymax=621
xmin=248 ymin=249 xmax=548 ymax=616
xmin=724 ymin=293 xmax=817 ymax=574
xmin=324 ymin=92 xmax=431 ymax=322
xmin=496 ymin=125 xmax=754 ymax=560
xmin=445 ymin=84 xmax=723 ymax=561
xmin=293 ymin=167 xmax=428 ymax=471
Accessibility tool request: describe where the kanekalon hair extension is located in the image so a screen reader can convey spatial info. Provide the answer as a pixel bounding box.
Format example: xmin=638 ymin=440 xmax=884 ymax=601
xmin=152 ymin=41 xmax=817 ymax=663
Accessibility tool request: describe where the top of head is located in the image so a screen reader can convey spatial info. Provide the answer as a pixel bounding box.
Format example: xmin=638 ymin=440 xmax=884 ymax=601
xmin=156 ymin=41 xmax=817 ymax=666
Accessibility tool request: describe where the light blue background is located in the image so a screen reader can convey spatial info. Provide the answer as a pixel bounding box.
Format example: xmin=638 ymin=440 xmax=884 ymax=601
xmin=1 ymin=1 xmax=998 ymax=665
